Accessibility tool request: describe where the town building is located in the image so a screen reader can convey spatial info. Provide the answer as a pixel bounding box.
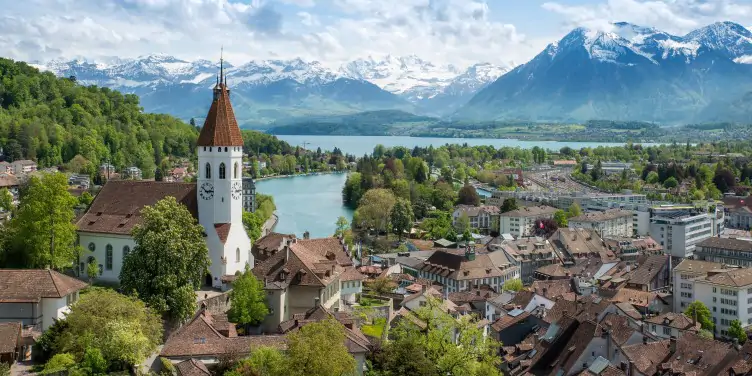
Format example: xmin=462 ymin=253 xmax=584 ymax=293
xmin=644 ymin=312 xmax=701 ymax=339
xmin=649 ymin=205 xmax=724 ymax=258
xmin=417 ymin=247 xmax=516 ymax=293
xmin=242 ymin=176 xmax=256 ymax=213
xmin=694 ymin=237 xmax=752 ymax=267
xmin=76 ymin=66 xmax=252 ymax=288
xmin=603 ymin=236 xmax=662 ymax=261
xmin=693 ymin=267 xmax=752 ymax=338
xmin=548 ymin=228 xmax=612 ymax=262
xmin=619 ymin=332 xmax=737 ymax=376
xmin=568 ymin=209 xmax=634 ymax=237
xmin=500 ymin=237 xmax=558 ymax=284
xmin=452 ymin=205 xmax=500 ymax=234
xmin=722 ymin=196 xmax=752 ymax=230
xmin=10 ymin=160 xmax=37 ymax=175
xmin=124 ymin=166 xmax=142 ymax=180
xmin=0 ymin=269 xmax=88 ymax=331
xmin=498 ymin=205 xmax=558 ymax=237
xmin=0 ymin=161 xmax=11 ymax=174
xmin=672 ymin=259 xmax=725 ymax=312
xmin=586 ymin=161 xmax=633 ymax=175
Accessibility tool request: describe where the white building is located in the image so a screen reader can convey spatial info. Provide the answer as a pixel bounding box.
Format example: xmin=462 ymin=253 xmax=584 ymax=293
xmin=694 ymin=237 xmax=752 ymax=267
xmin=452 ymin=205 xmax=500 ymax=234
xmin=76 ymin=71 xmax=252 ymax=288
xmin=0 ymin=269 xmax=88 ymax=331
xmin=498 ymin=205 xmax=558 ymax=238
xmin=722 ymin=196 xmax=752 ymax=230
xmin=672 ymin=259 xmax=724 ymax=312
xmin=649 ymin=205 xmax=724 ymax=258
xmin=568 ymin=208 xmax=633 ymax=237
xmin=416 ymin=248 xmax=518 ymax=293
xmin=693 ymin=267 xmax=752 ymax=338
xmin=10 ymin=160 xmax=37 ymax=175
xmin=643 ymin=312 xmax=701 ymax=339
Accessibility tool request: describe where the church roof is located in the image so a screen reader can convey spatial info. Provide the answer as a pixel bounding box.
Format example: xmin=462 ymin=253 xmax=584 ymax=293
xmin=77 ymin=181 xmax=197 ymax=235
xmin=197 ymin=80 xmax=243 ymax=147
xmin=214 ymin=223 xmax=231 ymax=244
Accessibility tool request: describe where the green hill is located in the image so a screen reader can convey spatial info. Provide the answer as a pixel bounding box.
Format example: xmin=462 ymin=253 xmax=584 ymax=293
xmin=0 ymin=58 xmax=198 ymax=178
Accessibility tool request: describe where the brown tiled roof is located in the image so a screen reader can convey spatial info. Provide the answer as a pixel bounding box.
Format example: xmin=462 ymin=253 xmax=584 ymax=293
xmin=622 ymin=339 xmax=671 ymax=375
xmin=673 ymin=259 xmax=724 ymax=274
xmin=278 ymin=305 xmax=371 ymax=353
xmin=531 ymin=279 xmax=573 ymax=300
xmin=611 ymin=288 xmax=660 ymax=308
xmin=0 ymin=269 xmax=88 ymax=302
xmin=175 ymin=359 xmax=211 ymax=376
xmin=491 ymin=311 xmax=531 ymax=332
xmin=0 ymin=173 xmax=18 ymax=188
xmin=340 ymin=266 xmax=366 ymax=282
xmin=297 ymin=238 xmax=352 ymax=266
xmin=253 ymin=240 xmax=344 ymax=289
xmin=549 ymin=228 xmax=609 ymax=257
xmin=509 ymin=290 xmax=534 ymax=308
xmin=599 ymin=313 xmax=635 ymax=345
xmin=252 ymin=232 xmax=295 ymax=261
xmin=628 ymin=254 xmax=668 ymax=286
xmin=569 ymin=208 xmax=632 ymax=223
xmin=730 ymin=341 xmax=752 ymax=375
xmin=704 ymin=267 xmax=752 ymax=287
xmin=161 ymin=310 xmax=285 ymax=357
xmin=501 ymin=205 xmax=558 ymax=218
xmin=0 ymin=322 xmax=21 ymax=354
xmin=197 ymin=83 xmax=244 ymax=147
xmin=556 ymin=320 xmax=599 ymax=374
xmin=76 ymin=181 xmax=197 ymax=235
xmin=535 ymin=263 xmax=571 ymax=277
xmin=645 ymin=312 xmax=700 ymax=331
xmin=448 ymin=289 xmax=496 ymax=305
xmin=660 ymin=332 xmax=737 ymax=376
xmin=454 ymin=205 xmax=500 ymax=217
xmin=698 ymin=237 xmax=752 ymax=252
xmin=419 ymin=250 xmax=504 ymax=281
xmin=214 ymin=223 xmax=231 ymax=244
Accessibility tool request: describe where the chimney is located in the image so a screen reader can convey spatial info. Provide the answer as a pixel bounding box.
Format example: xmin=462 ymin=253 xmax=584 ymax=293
xmin=669 ymin=336 xmax=676 ymax=353
xmin=628 ymin=361 xmax=635 ymax=376
xmin=422 ymin=284 xmax=428 ymax=292
xmin=285 ymin=245 xmax=290 ymax=262
xmin=314 ymin=297 xmax=320 ymax=307
xmin=642 ymin=335 xmax=648 ymax=345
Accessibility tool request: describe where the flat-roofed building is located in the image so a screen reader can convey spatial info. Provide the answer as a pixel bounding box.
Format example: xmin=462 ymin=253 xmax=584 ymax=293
xmin=568 ymin=208 xmax=633 ymax=237
xmin=499 ymin=205 xmax=558 ymax=238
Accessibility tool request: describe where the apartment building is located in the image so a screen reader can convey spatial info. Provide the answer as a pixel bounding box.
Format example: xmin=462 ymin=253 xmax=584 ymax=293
xmin=722 ymin=196 xmax=752 ymax=230
xmin=568 ymin=208 xmax=634 ymax=237
xmin=499 ymin=237 xmax=558 ymax=284
xmin=498 ymin=205 xmax=558 ymax=237
xmin=693 ymin=267 xmax=752 ymax=338
xmin=673 ymin=259 xmax=725 ymax=311
xmin=649 ymin=205 xmax=724 ymax=258
xmin=694 ymin=237 xmax=752 ymax=267
xmin=417 ymin=247 xmax=518 ymax=293
xmin=452 ymin=205 xmax=500 ymax=234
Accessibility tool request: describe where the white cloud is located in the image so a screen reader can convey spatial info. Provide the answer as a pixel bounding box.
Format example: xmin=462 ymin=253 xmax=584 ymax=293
xmin=279 ymin=0 xmax=315 ymax=7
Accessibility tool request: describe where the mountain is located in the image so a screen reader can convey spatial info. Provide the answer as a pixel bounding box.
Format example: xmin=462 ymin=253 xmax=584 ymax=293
xmin=457 ymin=21 xmax=752 ymax=124
xmin=39 ymin=54 xmax=506 ymax=125
xmin=267 ymin=110 xmax=438 ymax=135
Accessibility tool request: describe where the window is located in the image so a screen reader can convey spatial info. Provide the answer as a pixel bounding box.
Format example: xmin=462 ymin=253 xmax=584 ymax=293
xmin=123 ymin=245 xmax=130 ymax=259
xmin=419 ymin=301 xmax=427 ymax=307
xmin=236 ymin=248 xmax=240 ymax=263
xmin=205 ymin=163 xmax=211 ymax=179
xmin=88 ymin=242 xmax=96 ymax=252
xmin=663 ymin=327 xmax=671 ymax=335
xmin=234 ymin=162 xmax=239 ymax=179
xmin=219 ymin=163 xmax=226 ymax=179
xmin=224 ymin=147 xmax=228 ymax=152
xmin=79 ymin=262 xmax=85 ymax=274
xmin=105 ymin=245 xmax=113 ymax=270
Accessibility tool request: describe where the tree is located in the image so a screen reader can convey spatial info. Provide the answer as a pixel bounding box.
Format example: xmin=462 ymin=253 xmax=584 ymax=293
xmin=366 ymin=277 xmax=398 ymax=295
xmin=457 ymin=184 xmax=480 ymax=206
xmin=390 ymin=198 xmax=414 ymax=241
xmin=500 ymin=198 xmax=519 ymax=213
xmin=455 ymin=212 xmax=471 ymax=234
xmin=531 ymin=218 xmax=558 ymax=238
xmin=553 ymin=210 xmax=568 ymax=227
xmin=503 ymin=278 xmax=523 ymax=292
xmin=590 ymin=160 xmax=603 ymax=181
xmin=57 ymin=289 xmax=162 ymax=368
xmin=43 ymin=353 xmax=76 ymax=373
xmin=685 ymin=301 xmax=714 ymax=331
xmin=78 ymin=191 xmax=94 ymax=207
xmin=663 ymin=176 xmax=679 ymax=189
xmin=120 ymin=196 xmax=210 ymax=322
xmin=713 ymin=168 xmax=736 ymax=193
xmin=566 ymin=202 xmax=582 ymax=218
xmin=86 ymin=257 xmax=99 ymax=283
xmin=228 ymin=347 xmax=288 ymax=376
xmin=286 ymin=318 xmax=357 ymax=376
xmin=645 ymin=171 xmax=660 ymax=184
xmin=728 ymin=319 xmax=747 ymax=344
xmin=2 ymin=173 xmax=78 ymax=269
xmin=334 ymin=216 xmax=350 ymax=238
xmin=243 ymin=211 xmax=264 ymax=242
xmin=228 ymin=266 xmax=269 ymax=327
xmin=81 ymin=347 xmax=108 ymax=375
xmin=357 ymin=189 xmax=396 ymax=236
xmin=0 ymin=188 xmax=12 ymax=212
xmin=0 ymin=362 xmax=8 ymax=376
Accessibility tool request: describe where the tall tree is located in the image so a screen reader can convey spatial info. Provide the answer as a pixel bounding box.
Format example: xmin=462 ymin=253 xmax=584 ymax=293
xmin=503 ymin=278 xmax=523 ymax=292
xmin=356 ymin=189 xmax=396 ymax=236
xmin=57 ymin=289 xmax=162 ymax=368
xmin=0 ymin=188 xmax=12 ymax=212
xmin=228 ymin=266 xmax=269 ymax=328
xmin=457 ymin=184 xmax=480 ymax=206
xmin=455 ymin=212 xmax=471 ymax=234
xmin=334 ymin=216 xmax=350 ymax=238
xmin=728 ymin=319 xmax=747 ymax=344
xmin=120 ymin=196 xmax=210 ymax=322
xmin=500 ymin=198 xmax=519 ymax=213
xmin=2 ymin=173 xmax=78 ymax=269
xmin=566 ymin=202 xmax=582 ymax=218
xmin=390 ymin=198 xmax=414 ymax=241
xmin=286 ymin=318 xmax=357 ymax=376
xmin=228 ymin=347 xmax=288 ymax=376
xmin=685 ymin=301 xmax=714 ymax=331
xmin=553 ymin=210 xmax=568 ymax=227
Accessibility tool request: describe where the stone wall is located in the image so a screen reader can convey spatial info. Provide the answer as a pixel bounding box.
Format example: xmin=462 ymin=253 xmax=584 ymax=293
xmin=198 ymin=291 xmax=232 ymax=314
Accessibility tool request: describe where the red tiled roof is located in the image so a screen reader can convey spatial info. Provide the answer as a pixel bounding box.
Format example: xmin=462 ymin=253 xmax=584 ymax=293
xmin=76 ymin=181 xmax=197 ymax=235
xmin=175 ymin=359 xmax=211 ymax=376
xmin=0 ymin=322 xmax=21 ymax=354
xmin=491 ymin=311 xmax=531 ymax=332
xmin=214 ymin=223 xmax=231 ymax=244
xmin=197 ymin=83 xmax=243 ymax=147
xmin=0 ymin=269 xmax=88 ymax=301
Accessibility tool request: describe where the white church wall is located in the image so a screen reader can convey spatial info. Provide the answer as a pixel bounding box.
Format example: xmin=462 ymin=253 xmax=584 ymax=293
xmin=78 ymin=232 xmax=136 ymax=283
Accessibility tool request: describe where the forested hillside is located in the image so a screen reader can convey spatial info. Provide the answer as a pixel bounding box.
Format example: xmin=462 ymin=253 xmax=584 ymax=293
xmin=0 ymin=58 xmax=198 ymax=178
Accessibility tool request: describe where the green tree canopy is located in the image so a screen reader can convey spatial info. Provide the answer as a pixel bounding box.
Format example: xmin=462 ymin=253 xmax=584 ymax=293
xmin=0 ymin=188 xmax=12 ymax=212
xmin=685 ymin=301 xmax=714 ymax=331
xmin=57 ymin=289 xmax=162 ymax=368
xmin=356 ymin=188 xmax=396 ymax=235
xmin=390 ymin=198 xmax=414 ymax=241
xmin=2 ymin=173 xmax=78 ymax=269
xmin=728 ymin=319 xmax=747 ymax=344
xmin=457 ymin=184 xmax=480 ymax=206
xmin=663 ymin=176 xmax=679 ymax=189
xmin=503 ymin=278 xmax=524 ymax=292
xmin=228 ymin=266 xmax=269 ymax=327
xmin=227 ymin=346 xmax=288 ymax=376
xmin=500 ymin=198 xmax=519 ymax=213
xmin=335 ymin=216 xmax=350 ymax=238
xmin=553 ymin=210 xmax=568 ymax=227
xmin=566 ymin=202 xmax=583 ymax=218
xmin=120 ymin=196 xmax=210 ymax=322
xmin=286 ymin=318 xmax=357 ymax=376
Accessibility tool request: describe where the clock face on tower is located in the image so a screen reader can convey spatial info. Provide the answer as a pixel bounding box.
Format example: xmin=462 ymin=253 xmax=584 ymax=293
xmin=231 ymin=182 xmax=242 ymax=200
xmin=200 ymin=182 xmax=214 ymax=200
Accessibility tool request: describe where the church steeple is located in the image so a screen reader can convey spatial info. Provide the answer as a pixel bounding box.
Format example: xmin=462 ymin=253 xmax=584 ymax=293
xmin=197 ymin=49 xmax=243 ymax=147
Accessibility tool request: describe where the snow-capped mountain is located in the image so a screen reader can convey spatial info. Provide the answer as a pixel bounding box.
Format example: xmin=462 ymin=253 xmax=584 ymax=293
xmin=458 ymin=21 xmax=752 ymax=124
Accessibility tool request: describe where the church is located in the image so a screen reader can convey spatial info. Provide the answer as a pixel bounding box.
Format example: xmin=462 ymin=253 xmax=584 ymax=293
xmin=76 ymin=62 xmax=252 ymax=288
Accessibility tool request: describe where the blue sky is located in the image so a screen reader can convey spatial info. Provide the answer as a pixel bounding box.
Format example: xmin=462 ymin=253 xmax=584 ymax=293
xmin=2 ymin=0 xmax=751 ymax=68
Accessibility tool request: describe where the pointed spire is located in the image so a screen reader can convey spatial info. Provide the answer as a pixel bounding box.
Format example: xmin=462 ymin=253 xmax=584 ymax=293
xmin=219 ymin=46 xmax=224 ymax=86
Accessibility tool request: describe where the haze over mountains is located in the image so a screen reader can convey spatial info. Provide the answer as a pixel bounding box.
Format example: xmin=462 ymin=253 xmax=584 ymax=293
xmin=35 ymin=21 xmax=752 ymax=127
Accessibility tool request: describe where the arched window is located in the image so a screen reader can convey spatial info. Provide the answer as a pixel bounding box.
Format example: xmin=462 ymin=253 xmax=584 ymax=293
xmin=236 ymin=248 xmax=240 ymax=262
xmin=123 ymin=245 xmax=131 ymax=259
xmin=88 ymin=242 xmax=96 ymax=252
xmin=219 ymin=163 xmax=226 ymax=179
xmin=205 ymin=163 xmax=211 ymax=179
xmin=225 ymin=147 xmax=228 ymax=152
xmin=105 ymin=244 xmax=113 ymax=270
xmin=234 ymin=162 xmax=239 ymax=179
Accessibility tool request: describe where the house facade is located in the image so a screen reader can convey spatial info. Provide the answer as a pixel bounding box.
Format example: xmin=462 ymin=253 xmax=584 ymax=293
xmin=568 ymin=209 xmax=633 ymax=238
xmin=452 ymin=205 xmax=500 ymax=234
xmin=498 ymin=205 xmax=558 ymax=237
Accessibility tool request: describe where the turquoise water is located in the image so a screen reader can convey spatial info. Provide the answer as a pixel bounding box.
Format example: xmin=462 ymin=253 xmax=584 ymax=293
xmin=255 ymin=173 xmax=354 ymax=238
xmin=276 ymin=135 xmax=645 ymax=155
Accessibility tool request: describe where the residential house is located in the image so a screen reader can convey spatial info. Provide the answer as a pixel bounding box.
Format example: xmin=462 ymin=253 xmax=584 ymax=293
xmin=643 ymin=312 xmax=701 ymax=339
xmin=500 ymin=237 xmax=558 ymax=284
xmin=694 ymin=237 xmax=752 ymax=267
xmin=0 ymin=161 xmax=11 ymax=174
xmin=252 ymin=232 xmax=296 ymax=263
xmin=10 ymin=160 xmax=37 ymax=175
xmin=0 ymin=322 xmax=21 ymax=364
xmin=124 ymin=166 xmax=142 ymax=180
xmin=619 ymin=332 xmax=737 ymax=376
xmin=99 ymin=163 xmax=116 ymax=177
xmin=603 ymin=237 xmax=662 ymax=261
xmin=622 ymin=255 xmax=670 ymax=292
xmin=253 ymin=237 xmax=354 ymax=332
xmin=417 ymin=247 xmax=514 ymax=293
xmin=692 ymin=267 xmax=752 ymax=338
xmin=448 ymin=289 xmax=498 ymax=322
xmin=568 ymin=209 xmax=634 ymax=238
xmin=175 ymin=359 xmax=211 ymax=376
xmin=499 ymin=205 xmax=558 ymax=237
xmin=723 ymin=196 xmax=752 ymax=230
xmin=672 ymin=259 xmax=725 ymax=312
xmin=0 ymin=269 xmax=88 ymax=331
xmin=490 ymin=309 xmax=541 ymax=347
xmin=531 ymin=279 xmax=576 ymax=301
xmin=549 ymin=228 xmax=615 ymax=262
xmin=452 ymin=205 xmax=500 ymax=234
xmin=170 ymin=167 xmax=188 ymax=180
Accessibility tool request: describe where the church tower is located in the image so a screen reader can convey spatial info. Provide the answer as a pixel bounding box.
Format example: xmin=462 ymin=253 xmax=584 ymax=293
xmin=196 ymin=53 xmax=253 ymax=287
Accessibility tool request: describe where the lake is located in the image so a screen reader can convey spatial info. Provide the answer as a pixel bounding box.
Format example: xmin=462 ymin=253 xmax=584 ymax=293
xmin=276 ymin=135 xmax=645 ymax=155
xmin=255 ymin=173 xmax=354 ymax=238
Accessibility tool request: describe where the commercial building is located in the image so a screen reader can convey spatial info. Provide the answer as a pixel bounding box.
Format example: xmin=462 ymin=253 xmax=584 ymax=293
xmin=722 ymin=196 xmax=752 ymax=230
xmin=649 ymin=205 xmax=724 ymax=258
xmin=498 ymin=205 xmax=558 ymax=237
xmin=694 ymin=237 xmax=752 ymax=267
xmin=568 ymin=209 xmax=633 ymax=237
xmin=693 ymin=267 xmax=752 ymax=338
xmin=673 ymin=259 xmax=725 ymax=312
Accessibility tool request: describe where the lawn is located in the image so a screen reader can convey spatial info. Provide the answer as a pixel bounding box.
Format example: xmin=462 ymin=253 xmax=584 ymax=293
xmin=361 ymin=318 xmax=387 ymax=339
xmin=359 ymin=296 xmax=389 ymax=307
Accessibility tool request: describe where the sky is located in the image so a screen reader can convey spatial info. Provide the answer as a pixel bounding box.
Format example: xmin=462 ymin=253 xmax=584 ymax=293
xmin=2 ymin=0 xmax=752 ymax=69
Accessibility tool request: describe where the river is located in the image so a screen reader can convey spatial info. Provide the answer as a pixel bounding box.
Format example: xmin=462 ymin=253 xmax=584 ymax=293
xmin=276 ymin=135 xmax=648 ymax=156
xmin=255 ymin=173 xmax=354 ymax=238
